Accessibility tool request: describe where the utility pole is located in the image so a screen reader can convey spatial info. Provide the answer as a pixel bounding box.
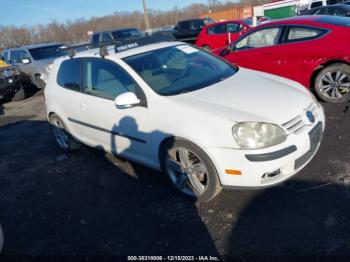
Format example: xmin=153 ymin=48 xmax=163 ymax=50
xmin=142 ymin=0 xmax=151 ymax=32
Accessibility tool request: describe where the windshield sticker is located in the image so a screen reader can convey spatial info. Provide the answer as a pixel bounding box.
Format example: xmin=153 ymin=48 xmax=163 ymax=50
xmin=176 ymin=45 xmax=198 ymax=54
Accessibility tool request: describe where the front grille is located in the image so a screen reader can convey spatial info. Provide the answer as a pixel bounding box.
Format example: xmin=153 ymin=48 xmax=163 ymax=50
xmin=295 ymin=122 xmax=323 ymax=170
xmin=282 ymin=103 xmax=318 ymax=135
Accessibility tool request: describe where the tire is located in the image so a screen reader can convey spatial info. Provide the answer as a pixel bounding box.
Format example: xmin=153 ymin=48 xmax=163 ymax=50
xmin=160 ymin=138 xmax=222 ymax=203
xmin=49 ymin=114 xmax=81 ymax=151
xmin=314 ymin=63 xmax=350 ymax=103
xmin=11 ymin=84 xmax=25 ymax=102
xmin=202 ymin=45 xmax=211 ymax=52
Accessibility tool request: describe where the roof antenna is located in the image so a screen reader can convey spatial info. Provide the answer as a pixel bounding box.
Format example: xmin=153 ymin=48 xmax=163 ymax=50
xmin=68 ymin=49 xmax=76 ymax=59
xmin=99 ymin=45 xmax=109 ymax=59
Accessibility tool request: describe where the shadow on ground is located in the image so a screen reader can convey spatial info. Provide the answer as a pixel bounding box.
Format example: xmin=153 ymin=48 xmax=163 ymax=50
xmin=0 ymin=120 xmax=219 ymax=256
xmin=226 ymin=180 xmax=350 ymax=257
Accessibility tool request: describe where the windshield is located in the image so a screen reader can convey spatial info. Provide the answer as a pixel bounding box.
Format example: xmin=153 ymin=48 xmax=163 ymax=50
xmin=29 ymin=45 xmax=68 ymax=60
xmin=112 ymin=29 xmax=142 ymax=39
xmin=124 ymin=45 xmax=237 ymax=96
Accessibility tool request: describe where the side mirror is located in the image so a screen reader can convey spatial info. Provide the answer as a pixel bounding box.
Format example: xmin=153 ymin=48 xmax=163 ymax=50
xmin=22 ymin=58 xmax=31 ymax=64
xmin=114 ymin=92 xmax=140 ymax=109
xmin=220 ymin=46 xmax=233 ymax=56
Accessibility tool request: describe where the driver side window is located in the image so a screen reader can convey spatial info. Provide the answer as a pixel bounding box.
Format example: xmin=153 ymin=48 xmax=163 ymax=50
xmin=235 ymin=27 xmax=281 ymax=50
xmin=83 ymin=58 xmax=138 ymax=100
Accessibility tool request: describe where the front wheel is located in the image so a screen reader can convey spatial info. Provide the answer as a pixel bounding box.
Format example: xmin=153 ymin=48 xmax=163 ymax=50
xmin=314 ymin=64 xmax=350 ymax=103
xmin=161 ymin=139 xmax=222 ymax=202
xmin=49 ymin=114 xmax=81 ymax=151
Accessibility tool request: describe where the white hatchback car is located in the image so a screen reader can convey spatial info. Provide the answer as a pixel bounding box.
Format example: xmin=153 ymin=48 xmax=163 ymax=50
xmin=45 ymin=37 xmax=325 ymax=202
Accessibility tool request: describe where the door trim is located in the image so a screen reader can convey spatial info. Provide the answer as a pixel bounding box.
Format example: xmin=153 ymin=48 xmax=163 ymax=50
xmin=67 ymin=117 xmax=147 ymax=144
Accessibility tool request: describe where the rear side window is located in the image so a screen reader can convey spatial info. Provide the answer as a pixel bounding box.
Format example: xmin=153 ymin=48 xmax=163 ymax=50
xmin=179 ymin=22 xmax=190 ymax=30
xmin=310 ymin=1 xmax=323 ymax=8
xmin=227 ymin=23 xmax=240 ymax=33
xmin=328 ymin=6 xmax=348 ymax=16
xmin=327 ymin=0 xmax=343 ymax=4
xmin=286 ymin=27 xmax=327 ymax=42
xmin=101 ymin=33 xmax=112 ymax=43
xmin=191 ymin=20 xmax=204 ymax=30
xmin=57 ymin=59 xmax=82 ymax=91
xmin=92 ymin=34 xmax=100 ymax=44
xmin=207 ymin=24 xmax=227 ymax=35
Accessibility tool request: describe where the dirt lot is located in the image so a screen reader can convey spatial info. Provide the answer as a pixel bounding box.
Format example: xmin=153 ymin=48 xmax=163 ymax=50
xmin=0 ymin=91 xmax=349 ymax=259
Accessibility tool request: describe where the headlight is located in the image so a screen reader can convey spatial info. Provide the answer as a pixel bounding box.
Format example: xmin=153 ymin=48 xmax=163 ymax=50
xmin=232 ymin=122 xmax=287 ymax=150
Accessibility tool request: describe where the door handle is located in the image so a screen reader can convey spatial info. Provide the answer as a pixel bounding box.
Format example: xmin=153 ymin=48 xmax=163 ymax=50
xmin=80 ymin=103 xmax=88 ymax=110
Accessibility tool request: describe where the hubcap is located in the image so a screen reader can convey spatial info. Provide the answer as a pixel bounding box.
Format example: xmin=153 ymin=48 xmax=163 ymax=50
xmin=51 ymin=118 xmax=69 ymax=149
xmin=319 ymin=70 xmax=350 ymax=100
xmin=166 ymin=148 xmax=208 ymax=197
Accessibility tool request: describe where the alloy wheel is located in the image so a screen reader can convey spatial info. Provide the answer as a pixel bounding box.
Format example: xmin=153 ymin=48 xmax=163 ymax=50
xmin=166 ymin=147 xmax=208 ymax=197
xmin=51 ymin=118 xmax=69 ymax=150
xmin=318 ymin=70 xmax=350 ymax=101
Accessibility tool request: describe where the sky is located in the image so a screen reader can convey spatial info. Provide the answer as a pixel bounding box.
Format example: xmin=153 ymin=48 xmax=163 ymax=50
xmin=1 ymin=0 xmax=209 ymax=27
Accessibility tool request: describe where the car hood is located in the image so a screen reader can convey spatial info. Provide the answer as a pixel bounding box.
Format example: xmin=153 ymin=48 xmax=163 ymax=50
xmin=168 ymin=68 xmax=314 ymax=125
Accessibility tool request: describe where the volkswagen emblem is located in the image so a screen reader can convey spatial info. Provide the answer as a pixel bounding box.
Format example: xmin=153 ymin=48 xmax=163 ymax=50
xmin=306 ymin=111 xmax=315 ymax=123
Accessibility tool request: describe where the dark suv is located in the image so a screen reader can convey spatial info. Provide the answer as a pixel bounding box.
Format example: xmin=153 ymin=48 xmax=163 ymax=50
xmin=91 ymin=28 xmax=143 ymax=47
xmin=0 ymin=60 xmax=23 ymax=101
xmin=174 ymin=18 xmax=214 ymax=43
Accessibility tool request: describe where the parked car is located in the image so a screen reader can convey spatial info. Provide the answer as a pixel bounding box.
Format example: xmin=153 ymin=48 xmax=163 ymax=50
xmin=215 ymin=15 xmax=350 ymax=103
xmin=45 ymin=36 xmax=324 ymax=202
xmin=174 ymin=18 xmax=214 ymax=43
xmin=195 ymin=20 xmax=251 ymax=51
xmin=0 ymin=59 xmax=24 ymax=101
xmin=299 ymin=3 xmax=350 ymax=16
xmin=2 ymin=43 xmax=68 ymax=89
xmin=306 ymin=0 xmax=346 ymax=9
xmin=91 ymin=28 xmax=143 ymax=47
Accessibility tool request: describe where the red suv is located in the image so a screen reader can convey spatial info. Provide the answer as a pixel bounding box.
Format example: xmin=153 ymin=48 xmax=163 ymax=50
xmin=216 ymin=15 xmax=350 ymax=103
xmin=195 ymin=20 xmax=251 ymax=52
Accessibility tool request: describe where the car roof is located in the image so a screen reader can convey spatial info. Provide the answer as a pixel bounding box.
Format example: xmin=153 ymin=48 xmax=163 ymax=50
xmin=57 ymin=41 xmax=182 ymax=64
xmin=93 ymin=28 xmax=139 ymax=35
xmin=178 ymin=18 xmax=205 ymax=23
xmin=205 ymin=19 xmax=248 ymax=27
xmin=4 ymin=42 xmax=63 ymax=51
xmin=21 ymin=42 xmax=63 ymax=49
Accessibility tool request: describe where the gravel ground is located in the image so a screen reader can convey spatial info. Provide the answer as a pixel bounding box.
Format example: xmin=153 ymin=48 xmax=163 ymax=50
xmin=0 ymin=92 xmax=349 ymax=260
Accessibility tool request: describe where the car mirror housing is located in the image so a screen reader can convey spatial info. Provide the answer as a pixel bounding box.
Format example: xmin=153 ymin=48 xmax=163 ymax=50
xmin=114 ymin=92 xmax=141 ymax=109
xmin=22 ymin=58 xmax=31 ymax=64
xmin=220 ymin=46 xmax=233 ymax=56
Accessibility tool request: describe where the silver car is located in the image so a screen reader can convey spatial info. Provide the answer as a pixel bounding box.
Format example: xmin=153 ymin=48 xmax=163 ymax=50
xmin=2 ymin=43 xmax=68 ymax=89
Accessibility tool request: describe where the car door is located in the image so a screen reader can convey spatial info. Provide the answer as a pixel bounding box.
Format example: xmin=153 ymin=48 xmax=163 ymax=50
xmin=276 ymin=25 xmax=329 ymax=85
xmin=55 ymin=58 xmax=85 ymax=136
xmin=224 ymin=26 xmax=284 ymax=76
xmin=78 ymin=57 xmax=151 ymax=163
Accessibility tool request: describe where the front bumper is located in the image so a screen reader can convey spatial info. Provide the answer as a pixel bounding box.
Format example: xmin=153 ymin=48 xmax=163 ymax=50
xmin=205 ymin=106 xmax=325 ymax=189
